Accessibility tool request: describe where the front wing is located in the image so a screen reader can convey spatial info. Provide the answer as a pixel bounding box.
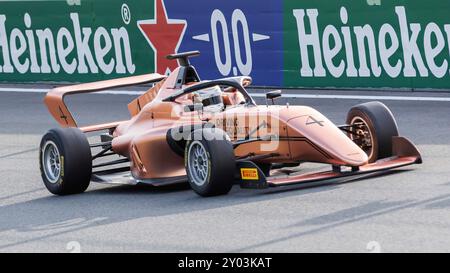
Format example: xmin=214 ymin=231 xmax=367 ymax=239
xmin=237 ymin=136 xmax=422 ymax=188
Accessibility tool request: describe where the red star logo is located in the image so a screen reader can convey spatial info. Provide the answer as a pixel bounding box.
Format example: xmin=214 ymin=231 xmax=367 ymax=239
xmin=137 ymin=0 xmax=187 ymax=74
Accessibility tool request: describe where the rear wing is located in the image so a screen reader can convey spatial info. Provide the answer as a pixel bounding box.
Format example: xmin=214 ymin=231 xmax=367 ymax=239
xmin=44 ymin=73 xmax=166 ymax=132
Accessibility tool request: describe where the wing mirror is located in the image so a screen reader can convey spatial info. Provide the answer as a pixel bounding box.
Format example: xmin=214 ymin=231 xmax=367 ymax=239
xmin=184 ymin=103 xmax=204 ymax=112
xmin=266 ymin=90 xmax=282 ymax=105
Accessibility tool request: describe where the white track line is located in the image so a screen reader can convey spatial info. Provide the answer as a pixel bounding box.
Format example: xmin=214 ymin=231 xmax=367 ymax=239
xmin=0 ymin=87 xmax=449 ymax=102
xmin=0 ymin=87 xmax=48 ymax=93
xmin=249 ymin=93 xmax=450 ymax=102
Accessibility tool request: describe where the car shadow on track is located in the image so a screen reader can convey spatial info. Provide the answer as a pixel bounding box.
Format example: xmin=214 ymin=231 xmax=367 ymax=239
xmin=0 ymin=175 xmax=336 ymax=250
xmin=0 ymin=168 xmax=426 ymax=251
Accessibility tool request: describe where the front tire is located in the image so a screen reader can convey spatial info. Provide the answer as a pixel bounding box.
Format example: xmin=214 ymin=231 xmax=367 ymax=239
xmin=346 ymin=101 xmax=399 ymax=163
xmin=185 ymin=128 xmax=235 ymax=197
xmin=39 ymin=128 xmax=92 ymax=195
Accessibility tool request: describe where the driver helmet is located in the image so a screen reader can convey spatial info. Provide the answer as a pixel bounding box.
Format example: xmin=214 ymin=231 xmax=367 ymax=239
xmin=193 ymin=85 xmax=224 ymax=112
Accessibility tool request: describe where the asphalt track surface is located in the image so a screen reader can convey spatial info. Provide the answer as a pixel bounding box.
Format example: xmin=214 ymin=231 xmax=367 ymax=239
xmin=0 ymin=86 xmax=449 ymax=253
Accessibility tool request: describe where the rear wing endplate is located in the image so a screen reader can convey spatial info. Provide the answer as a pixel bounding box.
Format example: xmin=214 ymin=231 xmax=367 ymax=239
xmin=44 ymin=73 xmax=166 ymax=130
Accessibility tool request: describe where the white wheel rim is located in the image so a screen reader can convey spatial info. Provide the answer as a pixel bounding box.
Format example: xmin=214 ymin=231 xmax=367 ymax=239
xmin=188 ymin=141 xmax=209 ymax=186
xmin=42 ymin=141 xmax=61 ymax=184
xmin=350 ymin=116 xmax=374 ymax=160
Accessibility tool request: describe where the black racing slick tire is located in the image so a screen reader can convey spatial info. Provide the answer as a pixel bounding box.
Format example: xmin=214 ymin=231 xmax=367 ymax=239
xmin=39 ymin=128 xmax=92 ymax=195
xmin=185 ymin=128 xmax=236 ymax=197
xmin=346 ymin=101 xmax=399 ymax=163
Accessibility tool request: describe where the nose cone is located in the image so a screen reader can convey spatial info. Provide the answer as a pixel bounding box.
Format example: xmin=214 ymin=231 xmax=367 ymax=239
xmin=287 ymin=107 xmax=369 ymax=166
xmin=343 ymin=150 xmax=369 ymax=166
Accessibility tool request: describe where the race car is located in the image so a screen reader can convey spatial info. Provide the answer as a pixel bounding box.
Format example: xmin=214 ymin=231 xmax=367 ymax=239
xmin=40 ymin=51 xmax=422 ymax=197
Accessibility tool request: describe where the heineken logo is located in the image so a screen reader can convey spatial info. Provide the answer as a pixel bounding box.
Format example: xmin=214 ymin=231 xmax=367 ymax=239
xmin=293 ymin=6 xmax=450 ymax=79
xmin=0 ymin=12 xmax=135 ymax=75
xmin=0 ymin=0 xmax=449 ymax=88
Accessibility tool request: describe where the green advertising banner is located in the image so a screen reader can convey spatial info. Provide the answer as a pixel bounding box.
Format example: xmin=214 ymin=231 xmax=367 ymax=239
xmin=284 ymin=0 xmax=450 ymax=89
xmin=1 ymin=0 xmax=450 ymax=90
xmin=0 ymin=0 xmax=154 ymax=82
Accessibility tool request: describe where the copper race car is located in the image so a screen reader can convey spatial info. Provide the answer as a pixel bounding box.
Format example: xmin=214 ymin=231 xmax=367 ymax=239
xmin=40 ymin=51 xmax=422 ymax=197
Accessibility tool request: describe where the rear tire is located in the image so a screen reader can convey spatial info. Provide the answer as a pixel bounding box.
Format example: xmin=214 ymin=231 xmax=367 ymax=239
xmin=185 ymin=128 xmax=235 ymax=197
xmin=39 ymin=128 xmax=92 ymax=195
xmin=346 ymin=101 xmax=399 ymax=163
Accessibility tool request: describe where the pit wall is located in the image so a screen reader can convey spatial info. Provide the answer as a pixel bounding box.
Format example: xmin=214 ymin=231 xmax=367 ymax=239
xmin=0 ymin=0 xmax=450 ymax=90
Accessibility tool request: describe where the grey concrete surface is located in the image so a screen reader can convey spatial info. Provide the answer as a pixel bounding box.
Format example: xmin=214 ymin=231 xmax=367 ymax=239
xmin=0 ymin=89 xmax=449 ymax=252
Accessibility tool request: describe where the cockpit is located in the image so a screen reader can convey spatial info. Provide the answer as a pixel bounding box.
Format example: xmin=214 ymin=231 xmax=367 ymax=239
xmin=127 ymin=51 xmax=254 ymax=116
xmin=192 ymin=86 xmax=224 ymax=113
